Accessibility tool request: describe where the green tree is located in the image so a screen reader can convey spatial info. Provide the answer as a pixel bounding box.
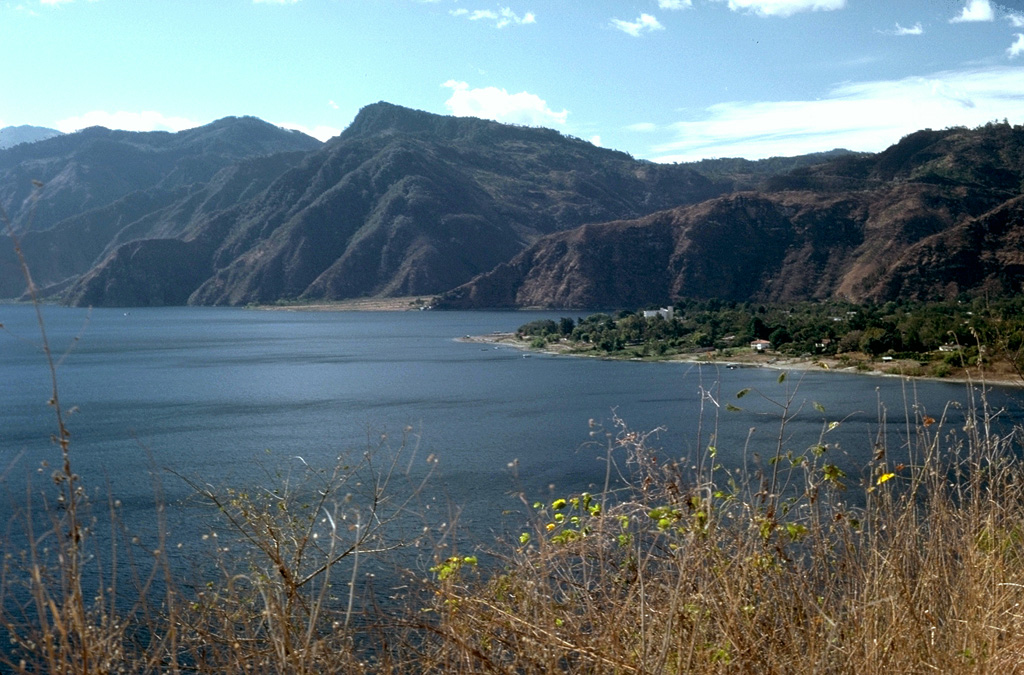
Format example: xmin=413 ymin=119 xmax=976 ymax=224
xmin=859 ymin=327 xmax=892 ymax=356
xmin=750 ymin=317 xmax=771 ymax=340
xmin=768 ymin=327 xmax=792 ymax=347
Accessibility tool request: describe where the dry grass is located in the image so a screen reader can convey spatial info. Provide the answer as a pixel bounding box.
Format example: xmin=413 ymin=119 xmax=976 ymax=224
xmin=420 ymin=383 xmax=1024 ymax=674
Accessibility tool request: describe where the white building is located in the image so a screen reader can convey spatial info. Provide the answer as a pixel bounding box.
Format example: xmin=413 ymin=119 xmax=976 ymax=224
xmin=642 ymin=307 xmax=674 ymax=321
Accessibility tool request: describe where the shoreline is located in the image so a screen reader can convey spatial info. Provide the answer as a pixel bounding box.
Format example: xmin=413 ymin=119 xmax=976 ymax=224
xmin=253 ymin=296 xmax=436 ymax=312
xmin=461 ymin=333 xmax=1024 ymax=389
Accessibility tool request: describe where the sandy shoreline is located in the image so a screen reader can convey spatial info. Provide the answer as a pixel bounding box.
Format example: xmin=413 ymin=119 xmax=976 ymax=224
xmin=460 ymin=333 xmax=1024 ymax=389
xmin=253 ymin=296 xmax=436 ymax=312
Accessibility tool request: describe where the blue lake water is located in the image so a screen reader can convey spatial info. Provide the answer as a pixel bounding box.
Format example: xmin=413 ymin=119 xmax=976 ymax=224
xmin=2 ymin=305 xmax=1022 ymax=572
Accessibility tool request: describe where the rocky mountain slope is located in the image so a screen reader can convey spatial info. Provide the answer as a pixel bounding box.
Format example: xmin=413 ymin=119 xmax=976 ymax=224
xmin=439 ymin=123 xmax=1024 ymax=308
xmin=0 ymin=118 xmax=322 ymax=298
xmin=3 ymin=106 xmax=1020 ymax=309
xmin=59 ymin=103 xmax=728 ymax=306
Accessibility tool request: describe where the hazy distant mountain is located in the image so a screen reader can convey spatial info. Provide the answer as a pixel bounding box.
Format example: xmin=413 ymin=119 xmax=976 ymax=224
xmin=439 ymin=122 xmax=1024 ymax=308
xmin=0 ymin=117 xmax=322 ymax=298
xmin=0 ymin=125 xmax=62 ymax=150
xmin=684 ymin=149 xmax=870 ymax=192
xmin=0 ymin=116 xmax=321 ymax=235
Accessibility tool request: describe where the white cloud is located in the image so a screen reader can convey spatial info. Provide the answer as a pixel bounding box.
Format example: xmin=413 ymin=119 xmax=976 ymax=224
xmin=498 ymin=7 xmax=535 ymax=27
xmin=276 ymin=122 xmax=339 ymax=141
xmin=328 ymin=100 xmax=339 ymax=110
xmin=627 ymin=122 xmax=658 ymax=132
xmin=650 ymin=66 xmax=1024 ymax=162
xmin=889 ymin=22 xmax=924 ymax=36
xmin=611 ymin=13 xmax=664 ymax=37
xmin=1007 ymin=13 xmax=1024 ymax=28
xmin=950 ymin=0 xmax=994 ymax=23
xmin=442 ymin=80 xmax=568 ymax=127
xmin=658 ymin=0 xmax=692 ymax=9
xmin=54 ymin=111 xmax=201 ymax=134
xmin=451 ymin=7 xmax=536 ymax=28
xmin=1009 ymin=34 xmax=1024 ymax=58
xmin=714 ymin=0 xmax=845 ymax=18
xmin=39 ymin=0 xmax=75 ymax=5
xmin=590 ymin=135 xmax=602 ymax=147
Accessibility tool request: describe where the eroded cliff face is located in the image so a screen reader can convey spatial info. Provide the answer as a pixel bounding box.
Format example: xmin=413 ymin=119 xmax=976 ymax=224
xmin=867 ymin=194 xmax=1024 ymax=301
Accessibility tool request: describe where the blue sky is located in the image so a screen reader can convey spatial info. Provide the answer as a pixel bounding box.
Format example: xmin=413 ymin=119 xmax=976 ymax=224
xmin=2 ymin=0 xmax=1024 ymax=161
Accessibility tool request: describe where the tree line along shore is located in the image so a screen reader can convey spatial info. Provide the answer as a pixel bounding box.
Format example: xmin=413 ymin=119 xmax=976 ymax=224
xmin=511 ymin=297 xmax=1024 ymax=386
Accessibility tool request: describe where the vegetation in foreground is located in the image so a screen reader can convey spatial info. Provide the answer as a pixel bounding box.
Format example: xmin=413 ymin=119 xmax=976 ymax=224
xmin=518 ymin=297 xmax=1024 ymax=382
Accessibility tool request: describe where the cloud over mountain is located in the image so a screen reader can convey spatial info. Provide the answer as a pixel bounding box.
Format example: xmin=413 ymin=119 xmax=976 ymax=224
xmin=652 ymin=66 xmax=1024 ymax=161
xmin=442 ymin=81 xmax=567 ymax=126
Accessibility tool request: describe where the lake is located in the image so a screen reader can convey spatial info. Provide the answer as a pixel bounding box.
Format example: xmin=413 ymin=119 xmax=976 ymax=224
xmin=2 ymin=305 xmax=1022 ymax=584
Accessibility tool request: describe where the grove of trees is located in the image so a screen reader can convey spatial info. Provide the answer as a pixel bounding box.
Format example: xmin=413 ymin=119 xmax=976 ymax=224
xmin=518 ymin=297 xmax=1024 ymax=375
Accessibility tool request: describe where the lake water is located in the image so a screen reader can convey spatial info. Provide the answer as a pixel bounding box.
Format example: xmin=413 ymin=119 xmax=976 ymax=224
xmin=2 ymin=305 xmax=1022 ymax=586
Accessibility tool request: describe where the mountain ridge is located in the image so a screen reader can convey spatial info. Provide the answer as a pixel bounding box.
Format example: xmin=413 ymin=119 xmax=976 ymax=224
xmin=2 ymin=104 xmax=1019 ymax=309
xmin=439 ymin=121 xmax=1024 ymax=309
xmin=59 ymin=103 xmax=729 ymax=306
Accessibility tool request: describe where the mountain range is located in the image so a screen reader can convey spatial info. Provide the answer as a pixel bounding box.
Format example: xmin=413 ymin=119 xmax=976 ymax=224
xmin=1 ymin=104 xmax=1020 ymax=309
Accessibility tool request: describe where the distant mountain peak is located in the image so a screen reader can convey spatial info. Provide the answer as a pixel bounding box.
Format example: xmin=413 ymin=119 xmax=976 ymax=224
xmin=340 ymin=102 xmax=465 ymax=140
xmin=0 ymin=125 xmax=63 ymax=150
xmin=336 ymin=101 xmax=628 ymax=162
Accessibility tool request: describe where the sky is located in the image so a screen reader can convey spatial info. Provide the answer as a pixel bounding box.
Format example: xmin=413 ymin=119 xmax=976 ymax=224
xmin=2 ymin=0 xmax=1024 ymax=162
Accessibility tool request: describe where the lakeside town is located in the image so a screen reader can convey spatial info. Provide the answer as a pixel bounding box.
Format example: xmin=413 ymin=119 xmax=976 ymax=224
xmin=496 ymin=298 xmax=1024 ymax=386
